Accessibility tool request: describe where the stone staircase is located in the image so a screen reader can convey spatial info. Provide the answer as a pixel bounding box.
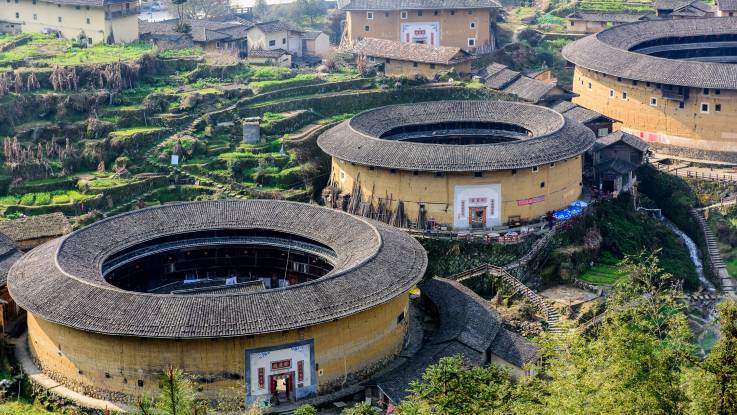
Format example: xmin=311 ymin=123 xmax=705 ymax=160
xmin=451 ymin=264 xmax=564 ymax=333
xmin=691 ymin=209 xmax=737 ymax=294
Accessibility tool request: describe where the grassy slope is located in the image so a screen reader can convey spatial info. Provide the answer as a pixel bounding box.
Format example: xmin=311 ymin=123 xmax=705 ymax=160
xmin=0 ymin=402 xmax=56 ymax=415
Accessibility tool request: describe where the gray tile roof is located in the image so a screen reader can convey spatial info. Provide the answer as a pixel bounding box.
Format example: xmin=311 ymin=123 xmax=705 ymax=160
xmin=338 ymin=0 xmax=501 ymax=10
xmin=598 ymin=157 xmax=639 ymax=175
xmin=480 ymin=64 xmax=560 ymax=103
xmin=655 ymin=0 xmax=697 ymax=10
xmin=39 ymin=0 xmax=127 ymax=7
xmin=253 ymin=20 xmax=303 ymax=33
xmin=551 ymin=100 xmax=613 ymax=124
xmin=8 ymin=200 xmax=427 ymax=338
xmin=140 ymin=19 xmax=249 ymax=42
xmin=718 ymin=0 xmax=737 ymax=10
xmin=0 ymin=233 xmax=21 ymax=287
xmin=248 ymin=48 xmax=289 ymax=58
xmin=592 ymin=130 xmax=650 ymax=152
xmin=566 ymin=11 xmax=647 ymax=22
xmin=563 ymin=17 xmax=737 ymax=89
xmin=371 ymin=278 xmax=537 ymax=403
xmin=317 ymin=100 xmax=595 ymax=172
xmin=0 ymin=213 xmax=70 ymax=243
xmin=354 ymin=37 xmax=473 ymax=65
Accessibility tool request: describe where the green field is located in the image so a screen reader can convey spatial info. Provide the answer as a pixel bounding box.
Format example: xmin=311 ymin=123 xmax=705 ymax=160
xmin=578 ymin=251 xmax=625 ymax=285
xmin=0 ymin=402 xmax=56 ymax=415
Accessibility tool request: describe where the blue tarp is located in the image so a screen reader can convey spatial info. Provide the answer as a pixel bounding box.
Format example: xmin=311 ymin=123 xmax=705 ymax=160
xmin=553 ymin=200 xmax=587 ymax=220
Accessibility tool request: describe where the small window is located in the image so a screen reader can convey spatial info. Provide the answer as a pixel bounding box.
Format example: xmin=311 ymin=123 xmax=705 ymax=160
xmin=384 ymin=12 xmax=389 ymax=16
xmin=413 ymin=171 xmax=419 ymax=176
xmin=429 ymin=63 xmax=436 ymax=69
xmin=468 ymin=38 xmax=476 ymax=47
xmin=282 ymin=38 xmax=286 ymax=44
xmin=679 ymin=101 xmax=685 ymax=109
xmin=390 ymin=169 xmax=397 ymax=174
xmin=268 ymin=40 xmax=276 ymax=47
xmin=400 ymin=11 xmax=408 ymax=19
xmin=15 ymin=12 xmax=18 ymax=18
xmin=646 ymin=82 xmax=651 ymax=87
xmin=31 ymin=0 xmax=35 ymax=4
xmin=87 ymin=37 xmax=92 ymax=45
xmin=33 ymin=13 xmax=36 ymax=20
xmin=531 ymin=166 xmax=539 ymax=173
xmin=435 ymin=172 xmax=443 ymax=177
xmin=470 ymin=21 xmax=476 ymax=29
xmin=704 ymin=88 xmax=710 ymax=95
xmin=397 ymin=312 xmax=405 ymax=324
xmin=609 ymin=89 xmax=614 ymax=97
xmin=617 ymin=77 xmax=622 ymax=82
xmin=716 ymin=103 xmax=722 ymax=112
xmin=450 ymin=10 xmax=455 ymax=15
xmin=715 ymin=89 xmax=721 ymax=95
xmin=511 ymin=169 xmax=517 ymax=175
xmin=622 ymin=91 xmax=628 ymax=100
xmin=385 ymin=58 xmax=390 ymax=63
xmin=632 ymin=80 xmax=638 ymax=86
xmin=474 ymin=171 xmax=483 ymax=177
xmin=137 ymin=380 xmax=144 ymax=387
xmin=540 ymin=182 xmax=545 ymax=188
xmin=468 ymin=10 xmax=473 ymax=14
xmin=366 ymin=11 xmax=373 ymax=19
xmin=418 ymin=10 xmax=422 ymax=16
xmin=587 ymin=82 xmax=592 ymax=90
xmin=550 ymin=162 xmax=556 ymax=168
xmin=650 ymin=97 xmax=657 ymax=107
xmin=368 ymin=56 xmax=375 ymax=62
xmin=364 ymin=25 xmax=370 ymax=31
xmin=86 ymin=17 xmax=90 ymax=24
xmin=433 ymin=10 xmax=438 ymax=15
xmin=701 ymin=103 xmax=709 ymax=113
xmin=58 ymin=16 xmax=62 ymax=22
xmin=597 ymin=128 xmax=609 ymax=137
xmin=412 ymin=62 xmax=418 ymax=67
xmin=75 ymin=5 xmax=80 ymax=9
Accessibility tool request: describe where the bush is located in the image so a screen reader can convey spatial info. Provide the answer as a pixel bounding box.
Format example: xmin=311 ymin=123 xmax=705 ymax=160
xmin=295 ymin=404 xmax=317 ymax=415
xmin=19 ymin=193 xmax=34 ymax=206
xmin=34 ymin=192 xmax=51 ymax=205
xmin=52 ymin=194 xmax=70 ymax=204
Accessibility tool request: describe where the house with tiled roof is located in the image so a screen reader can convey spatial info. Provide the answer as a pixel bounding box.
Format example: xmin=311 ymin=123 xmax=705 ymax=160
xmin=247 ymin=20 xmax=305 ymax=57
xmin=0 ymin=212 xmax=71 ymax=251
xmin=590 ymin=131 xmax=649 ymax=195
xmin=550 ymin=100 xmax=617 ymax=137
xmin=0 ymin=0 xmax=139 ymax=43
xmin=717 ymin=0 xmax=737 ymax=15
xmin=479 ymin=63 xmax=572 ymax=103
xmin=566 ymin=11 xmax=647 ymax=34
xmin=353 ymin=37 xmax=475 ymax=78
xmin=655 ymin=0 xmax=714 ymax=17
xmin=338 ymin=0 xmax=501 ymax=53
xmin=139 ymin=18 xmax=250 ymax=56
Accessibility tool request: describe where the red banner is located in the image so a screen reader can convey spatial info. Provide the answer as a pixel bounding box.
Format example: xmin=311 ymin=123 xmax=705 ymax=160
xmin=516 ymin=195 xmax=545 ymax=206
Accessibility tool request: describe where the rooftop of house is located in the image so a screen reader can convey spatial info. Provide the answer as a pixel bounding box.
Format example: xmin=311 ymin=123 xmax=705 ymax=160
xmin=718 ymin=0 xmax=737 ymax=10
xmin=551 ymin=100 xmax=615 ymax=124
xmin=479 ymin=63 xmax=565 ymax=103
xmin=337 ymin=0 xmax=501 ymax=10
xmin=592 ymin=130 xmax=650 ymax=153
xmin=8 ymin=200 xmax=427 ymax=338
xmin=371 ymin=278 xmax=538 ymax=404
xmin=563 ymin=17 xmax=737 ymax=89
xmin=139 ymin=18 xmax=250 ymax=42
xmin=252 ymin=20 xmax=304 ymax=34
xmin=0 ymin=233 xmax=21 ymax=288
xmin=248 ymin=48 xmax=289 ymax=58
xmin=302 ymin=31 xmax=326 ymax=40
xmin=566 ymin=11 xmax=648 ymax=22
xmin=354 ymin=37 xmax=473 ymax=65
xmin=40 ymin=0 xmax=129 ymax=8
xmin=317 ymin=100 xmax=595 ymax=172
xmin=0 ymin=212 xmax=70 ymax=243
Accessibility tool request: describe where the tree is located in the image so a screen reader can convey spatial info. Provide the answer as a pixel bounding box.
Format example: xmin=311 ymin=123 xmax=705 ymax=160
xmin=685 ymin=300 xmax=737 ymax=415
xmin=342 ymin=401 xmax=379 ymax=415
xmin=253 ymin=0 xmax=269 ymax=19
xmin=295 ymin=0 xmax=326 ymax=26
xmin=397 ymin=355 xmax=531 ymax=415
xmin=295 ymin=404 xmax=318 ymax=415
xmin=170 ymin=0 xmax=190 ymax=33
xmin=135 ymin=367 xmax=202 ymax=415
xmin=525 ymin=253 xmax=696 ymax=415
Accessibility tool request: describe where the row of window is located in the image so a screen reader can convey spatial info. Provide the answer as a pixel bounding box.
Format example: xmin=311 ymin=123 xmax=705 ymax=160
xmin=366 ymin=9 xmax=475 ymax=19
xmin=267 ymin=38 xmax=288 ymax=47
xmin=368 ymin=163 xmax=559 ymax=176
xmin=11 ymin=12 xmax=91 ymax=23
xmin=603 ymin=75 xmax=723 ymax=96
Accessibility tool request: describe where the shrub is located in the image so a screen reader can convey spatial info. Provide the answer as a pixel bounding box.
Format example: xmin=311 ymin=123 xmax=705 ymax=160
xmin=52 ymin=194 xmax=70 ymax=204
xmin=34 ymin=192 xmax=51 ymax=205
xmin=19 ymin=193 xmax=34 ymax=206
xmin=0 ymin=195 xmax=18 ymax=205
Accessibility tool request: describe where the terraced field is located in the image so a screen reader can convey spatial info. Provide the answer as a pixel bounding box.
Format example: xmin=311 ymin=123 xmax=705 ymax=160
xmin=578 ymin=252 xmax=626 ymax=285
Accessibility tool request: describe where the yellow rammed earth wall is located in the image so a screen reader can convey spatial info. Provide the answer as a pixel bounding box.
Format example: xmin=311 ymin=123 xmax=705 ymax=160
xmin=572 ymin=67 xmax=737 ymax=151
xmin=345 ymin=8 xmax=492 ymax=50
xmin=0 ymin=0 xmax=138 ymax=43
xmin=27 ymin=292 xmax=410 ymax=401
xmin=375 ymin=57 xmax=471 ymax=78
xmin=330 ymin=156 xmax=583 ymax=227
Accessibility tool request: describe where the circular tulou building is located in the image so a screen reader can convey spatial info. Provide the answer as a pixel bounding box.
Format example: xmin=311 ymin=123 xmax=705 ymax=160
xmin=563 ymin=17 xmax=737 ymax=160
xmin=317 ymin=100 xmax=595 ymax=230
xmin=8 ymin=200 xmax=427 ymax=405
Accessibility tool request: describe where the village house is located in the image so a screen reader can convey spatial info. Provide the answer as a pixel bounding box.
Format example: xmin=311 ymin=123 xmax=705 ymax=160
xmin=717 ymin=0 xmax=737 ymax=15
xmin=0 ymin=0 xmax=139 ymax=44
xmin=479 ymin=63 xmax=571 ymax=104
xmin=246 ymin=20 xmax=304 ymax=57
xmin=565 ymin=12 xmax=646 ymax=34
xmin=338 ymin=0 xmax=501 ymax=54
xmin=301 ymin=30 xmax=331 ymax=58
xmin=654 ymin=0 xmax=714 ymax=17
xmin=551 ymin=100 xmax=616 ymax=138
xmin=0 ymin=212 xmax=71 ymax=252
xmin=139 ymin=18 xmax=250 ymax=56
xmin=353 ymin=37 xmax=475 ymax=79
xmin=590 ymin=131 xmax=649 ymax=195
